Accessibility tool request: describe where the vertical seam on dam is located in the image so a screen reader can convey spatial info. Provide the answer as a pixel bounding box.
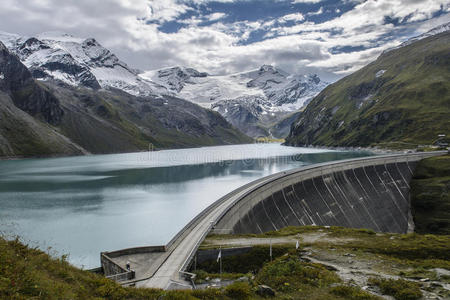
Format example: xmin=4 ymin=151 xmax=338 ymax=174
xmin=342 ymin=170 xmax=381 ymax=231
xmin=281 ymin=188 xmax=303 ymax=226
xmin=372 ymin=165 xmax=406 ymax=231
xmin=270 ymin=194 xmax=289 ymax=227
xmin=396 ymin=162 xmax=410 ymax=189
xmin=319 ymin=175 xmax=351 ymax=226
xmin=384 ymin=164 xmax=407 ymax=203
xmin=261 ymin=199 xmax=277 ymax=231
xmin=406 ymin=159 xmax=414 ymax=175
xmin=292 ymin=183 xmax=314 ymax=225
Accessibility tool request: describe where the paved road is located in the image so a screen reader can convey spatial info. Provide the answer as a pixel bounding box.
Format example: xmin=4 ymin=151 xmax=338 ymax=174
xmin=140 ymin=178 xmax=269 ymax=289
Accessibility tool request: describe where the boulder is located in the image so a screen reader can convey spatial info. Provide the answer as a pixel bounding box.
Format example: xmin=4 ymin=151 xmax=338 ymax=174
xmin=256 ymin=285 xmax=275 ymax=297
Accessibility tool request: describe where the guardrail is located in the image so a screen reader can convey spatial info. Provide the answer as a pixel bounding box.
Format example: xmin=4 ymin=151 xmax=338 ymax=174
xmin=180 ymin=271 xmax=197 ymax=289
xmin=106 ymin=270 xmax=136 ymax=282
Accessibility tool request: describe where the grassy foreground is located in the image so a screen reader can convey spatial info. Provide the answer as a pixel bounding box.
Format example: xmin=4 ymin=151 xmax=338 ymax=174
xmin=199 ymin=226 xmax=450 ymax=300
xmin=2 ymin=224 xmax=449 ymax=299
xmin=410 ymin=154 xmax=450 ymax=234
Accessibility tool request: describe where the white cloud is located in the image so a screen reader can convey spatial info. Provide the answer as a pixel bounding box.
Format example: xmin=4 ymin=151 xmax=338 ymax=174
xmin=205 ymin=12 xmax=227 ymax=21
xmin=0 ymin=0 xmax=448 ymax=81
xmin=279 ymin=13 xmax=305 ymax=23
xmin=146 ymin=0 xmax=192 ymax=23
xmin=292 ymin=0 xmax=323 ymax=3
xmin=307 ymin=6 xmax=323 ymax=16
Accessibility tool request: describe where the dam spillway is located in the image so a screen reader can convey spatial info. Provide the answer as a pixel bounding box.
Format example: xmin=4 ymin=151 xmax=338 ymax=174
xmin=212 ymin=153 xmax=438 ymax=235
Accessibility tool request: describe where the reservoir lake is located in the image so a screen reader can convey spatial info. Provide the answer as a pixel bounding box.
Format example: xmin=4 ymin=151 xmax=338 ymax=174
xmin=0 ymin=143 xmax=373 ymax=268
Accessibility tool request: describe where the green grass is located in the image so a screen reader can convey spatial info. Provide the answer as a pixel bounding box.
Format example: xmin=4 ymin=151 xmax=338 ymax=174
xmin=285 ymin=31 xmax=450 ymax=148
xmin=368 ymin=278 xmax=422 ymax=300
xmin=329 ymin=285 xmax=380 ymax=300
xmin=204 ymin=226 xmax=450 ymax=272
xmin=4 ymin=224 xmax=449 ymax=299
xmin=0 ymin=236 xmax=247 ymax=300
xmin=255 ymin=255 xmax=340 ymax=292
xmin=0 ymin=234 xmax=383 ymax=300
xmin=410 ymin=155 xmax=450 ymax=234
xmin=195 ymin=245 xmax=292 ymax=274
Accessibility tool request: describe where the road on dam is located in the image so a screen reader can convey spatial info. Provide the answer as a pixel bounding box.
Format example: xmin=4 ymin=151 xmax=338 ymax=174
xmin=100 ymin=151 xmax=446 ymax=290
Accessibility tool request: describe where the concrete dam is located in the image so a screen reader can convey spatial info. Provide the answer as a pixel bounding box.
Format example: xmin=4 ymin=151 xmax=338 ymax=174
xmin=100 ymin=151 xmax=445 ymax=289
xmin=212 ymin=153 xmax=424 ymax=235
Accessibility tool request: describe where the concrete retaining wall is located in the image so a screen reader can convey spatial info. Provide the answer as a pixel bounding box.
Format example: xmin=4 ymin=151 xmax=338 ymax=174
xmin=101 ymin=246 xmax=166 ymax=278
xmin=101 ymin=253 xmax=128 ymax=277
xmin=213 ymin=152 xmax=444 ymax=234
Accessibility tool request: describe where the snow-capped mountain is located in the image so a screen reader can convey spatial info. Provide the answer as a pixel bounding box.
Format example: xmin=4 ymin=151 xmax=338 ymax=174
xmin=0 ymin=30 xmax=328 ymax=138
xmin=142 ymin=65 xmax=326 ymax=111
xmin=141 ymin=65 xmax=328 ymax=137
xmin=0 ymin=31 xmax=168 ymax=97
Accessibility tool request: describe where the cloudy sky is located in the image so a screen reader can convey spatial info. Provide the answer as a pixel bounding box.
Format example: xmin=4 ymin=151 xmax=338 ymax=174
xmin=1 ymin=0 xmax=449 ymax=81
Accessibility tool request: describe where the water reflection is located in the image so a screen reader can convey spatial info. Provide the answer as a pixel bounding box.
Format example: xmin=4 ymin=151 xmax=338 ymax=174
xmin=0 ymin=144 xmax=372 ymax=268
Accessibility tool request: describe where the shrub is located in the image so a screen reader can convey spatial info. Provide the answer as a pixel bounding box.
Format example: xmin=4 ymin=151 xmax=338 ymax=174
xmin=191 ymin=287 xmax=224 ymax=300
xmin=369 ymin=277 xmax=422 ymax=300
xmin=224 ymin=281 xmax=252 ymax=300
xmin=330 ymin=285 xmax=381 ymax=300
xmin=256 ymin=254 xmax=340 ymax=292
xmin=196 ymin=245 xmax=291 ymax=274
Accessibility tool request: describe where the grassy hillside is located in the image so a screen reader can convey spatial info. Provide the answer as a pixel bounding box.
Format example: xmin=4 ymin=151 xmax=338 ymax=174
xmin=411 ymin=154 xmax=450 ymax=235
xmin=0 ymin=81 xmax=251 ymax=158
xmin=285 ymin=31 xmax=450 ymax=148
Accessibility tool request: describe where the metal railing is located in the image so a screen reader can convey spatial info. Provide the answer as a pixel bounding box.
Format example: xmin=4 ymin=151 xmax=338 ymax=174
xmin=106 ymin=270 xmax=135 ymax=282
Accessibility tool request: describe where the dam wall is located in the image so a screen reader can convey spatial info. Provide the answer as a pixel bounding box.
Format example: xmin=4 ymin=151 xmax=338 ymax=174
xmin=212 ymin=152 xmax=444 ymax=235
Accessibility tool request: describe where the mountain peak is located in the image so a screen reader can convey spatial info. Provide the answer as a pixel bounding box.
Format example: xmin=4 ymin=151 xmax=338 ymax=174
xmin=0 ymin=31 xmax=170 ymax=96
xmin=36 ymin=31 xmax=84 ymax=43
xmin=259 ymin=64 xmax=276 ymax=72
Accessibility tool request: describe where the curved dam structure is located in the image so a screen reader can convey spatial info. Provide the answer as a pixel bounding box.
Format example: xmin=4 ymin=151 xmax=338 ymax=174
xmin=100 ymin=151 xmax=445 ymax=289
xmin=212 ymin=152 xmax=435 ymax=235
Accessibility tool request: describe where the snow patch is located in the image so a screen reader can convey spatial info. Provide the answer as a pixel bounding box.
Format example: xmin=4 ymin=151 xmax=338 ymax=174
xmin=0 ymin=73 xmax=4 ymax=80
xmin=0 ymin=30 xmax=171 ymax=97
xmin=375 ymin=70 xmax=386 ymax=78
xmin=143 ymin=65 xmax=327 ymax=115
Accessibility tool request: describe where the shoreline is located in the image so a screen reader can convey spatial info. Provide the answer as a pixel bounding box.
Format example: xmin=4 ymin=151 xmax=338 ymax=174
xmin=0 ymin=142 xmax=445 ymax=161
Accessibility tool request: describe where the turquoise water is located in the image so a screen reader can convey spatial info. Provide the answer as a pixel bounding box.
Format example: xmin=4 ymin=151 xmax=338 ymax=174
xmin=0 ymin=144 xmax=372 ymax=268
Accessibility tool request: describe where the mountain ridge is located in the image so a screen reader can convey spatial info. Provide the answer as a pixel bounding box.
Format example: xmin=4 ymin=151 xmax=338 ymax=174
xmin=0 ymin=40 xmax=251 ymax=158
xmin=142 ymin=64 xmax=328 ymax=137
xmin=0 ymin=31 xmax=328 ymax=139
xmin=285 ymin=28 xmax=450 ymax=148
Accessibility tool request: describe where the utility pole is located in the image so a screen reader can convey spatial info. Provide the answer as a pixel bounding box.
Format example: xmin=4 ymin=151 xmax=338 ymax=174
xmin=217 ymin=246 xmax=222 ymax=286
xmin=270 ymin=239 xmax=272 ymax=262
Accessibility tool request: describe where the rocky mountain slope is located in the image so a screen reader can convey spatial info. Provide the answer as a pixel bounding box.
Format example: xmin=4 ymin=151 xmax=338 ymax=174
xmin=0 ymin=30 xmax=327 ymax=139
xmin=0 ymin=31 xmax=169 ymax=97
xmin=0 ymin=40 xmax=250 ymax=158
xmin=142 ymin=65 xmax=327 ymax=137
xmin=285 ymin=25 xmax=450 ymax=148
